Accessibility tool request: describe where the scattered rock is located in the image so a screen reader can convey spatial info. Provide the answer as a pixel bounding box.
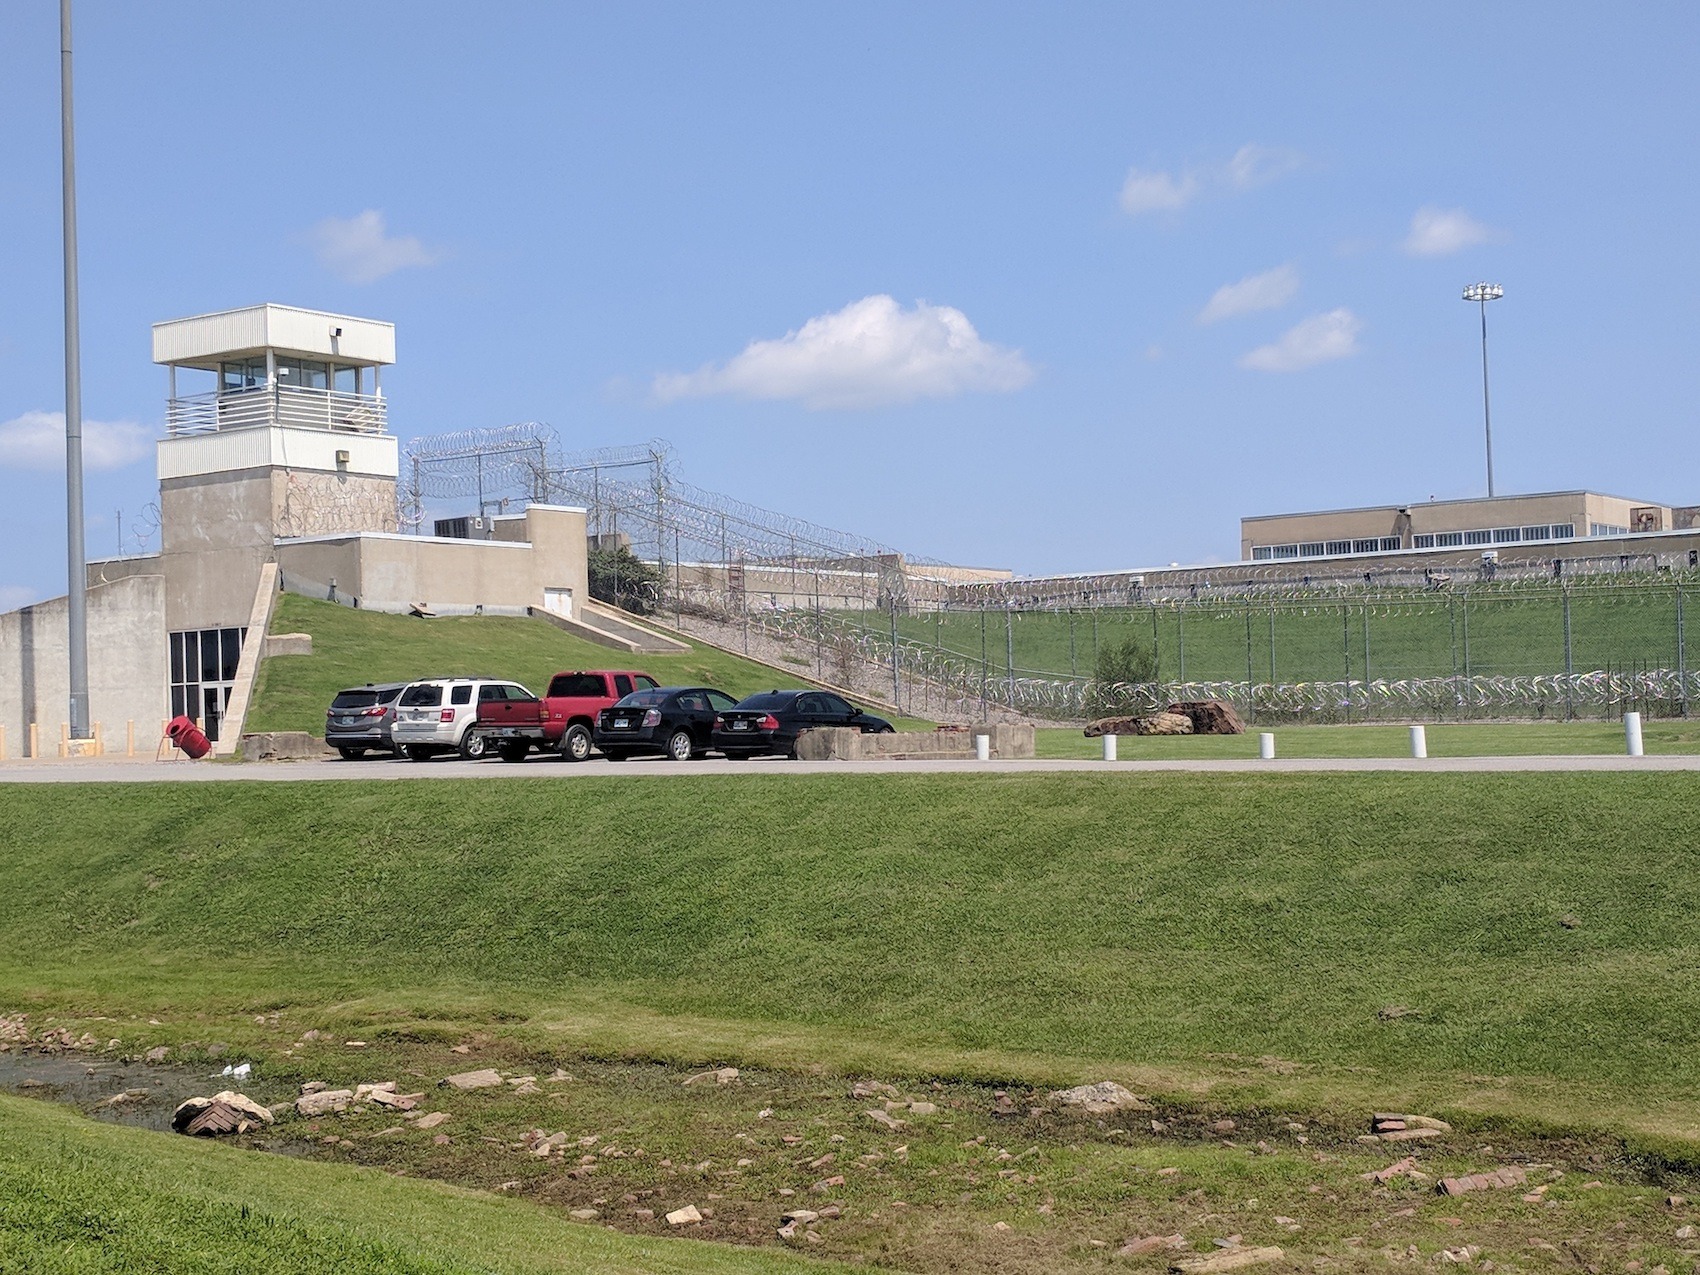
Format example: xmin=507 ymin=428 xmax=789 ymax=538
xmin=1166 ymin=699 xmax=1246 ymax=735
xmin=1120 ymin=1234 xmax=1187 ymax=1256
xmin=665 ymin=1205 xmax=703 ymax=1226
xmin=1049 ymin=1081 xmax=1151 ymax=1115
xmin=432 ymin=1133 xmax=452 ymax=1145
xmin=1559 ymin=915 xmax=1580 ymax=930
xmin=442 ymin=1068 xmax=503 ymax=1091
xmin=782 ymin=1208 xmax=821 ymax=1225
xmin=1377 ymin=1005 xmax=1421 ymax=1021
xmin=908 ymin=1101 xmax=938 ymax=1116
xmin=295 ymin=1089 xmax=354 ymax=1117
xmin=1361 ymin=1156 xmax=1419 ymax=1184
xmin=1170 ymin=1247 xmax=1284 ymax=1273
xmin=413 ymin=1112 xmax=450 ymax=1130
xmin=851 ymin=1080 xmax=901 ymax=1100
xmin=449 ymin=1044 xmax=471 ymax=1054
xmin=172 ymin=1091 xmax=275 ymax=1137
xmin=1437 ymin=1166 xmax=1526 ymax=1196
xmin=682 ymin=1067 xmax=740 ymax=1086
xmin=865 ymin=1109 xmax=905 ymax=1130
xmin=143 ymin=1046 xmax=169 ymax=1064
xmin=98 ymin=1089 xmax=151 ymax=1108
xmin=570 ymin=1208 xmax=600 ymax=1220
xmin=810 ymin=1175 xmax=846 ymax=1193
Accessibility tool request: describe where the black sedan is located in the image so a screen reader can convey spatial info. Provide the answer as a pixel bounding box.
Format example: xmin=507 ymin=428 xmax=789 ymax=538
xmin=594 ymin=686 xmax=741 ymax=760
xmin=712 ymin=689 xmax=894 ymax=759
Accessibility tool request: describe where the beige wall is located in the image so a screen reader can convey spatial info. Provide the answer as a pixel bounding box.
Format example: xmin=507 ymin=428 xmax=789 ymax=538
xmin=0 ymin=575 xmax=169 ymax=757
xmin=275 ymin=505 xmax=589 ymax=615
xmin=1242 ymin=492 xmax=1674 ymax=559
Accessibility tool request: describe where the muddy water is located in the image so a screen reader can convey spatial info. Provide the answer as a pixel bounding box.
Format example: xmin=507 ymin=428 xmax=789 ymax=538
xmin=0 ymin=1049 xmax=282 ymax=1138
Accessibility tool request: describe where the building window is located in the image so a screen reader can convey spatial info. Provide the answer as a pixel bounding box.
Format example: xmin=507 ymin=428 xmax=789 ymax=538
xmin=1325 ymin=540 xmax=1351 ymax=556
xmin=1550 ymin=522 xmax=1575 ymax=538
xmin=219 ymin=357 xmax=266 ymax=391
xmin=1273 ymin=544 xmax=1300 ymax=559
xmin=1589 ymin=522 xmax=1628 ymax=537
xmin=1380 ymin=536 xmax=1402 ymax=551
xmin=1412 ymin=533 xmax=1436 ymax=549
xmin=1464 ymin=529 xmax=1492 ymax=546
xmin=1493 ymin=527 xmax=1521 ymax=543
xmin=1299 ymin=542 xmax=1325 ymax=557
xmin=1435 ymin=532 xmax=1463 ymax=547
xmin=1352 ymin=538 xmax=1379 ymax=554
xmin=1251 ymin=546 xmax=1273 ymax=561
xmin=168 ymin=627 xmax=247 ymax=743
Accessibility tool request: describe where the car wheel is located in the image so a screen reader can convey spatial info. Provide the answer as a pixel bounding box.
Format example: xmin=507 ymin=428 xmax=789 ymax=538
xmin=404 ymin=745 xmax=432 ymax=762
xmin=560 ymin=724 xmax=593 ymax=763
xmin=666 ymin=729 xmax=693 ymax=762
xmin=877 ymin=724 xmax=895 ymax=734
xmin=459 ymin=731 xmax=489 ymax=761
xmin=498 ymin=743 xmax=530 ymax=762
xmin=336 ymin=746 xmax=362 ymax=760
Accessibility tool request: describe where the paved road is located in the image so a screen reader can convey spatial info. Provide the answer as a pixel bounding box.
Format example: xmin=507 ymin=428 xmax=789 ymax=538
xmin=2 ymin=752 xmax=1696 ymax=783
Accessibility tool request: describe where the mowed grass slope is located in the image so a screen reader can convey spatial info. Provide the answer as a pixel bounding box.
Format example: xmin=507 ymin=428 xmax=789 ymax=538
xmin=890 ymin=581 xmax=1700 ymax=683
xmin=5 ymin=774 xmax=1700 ymax=1136
xmin=1033 ymin=720 xmax=1700 ymax=758
xmin=0 ymin=1093 xmax=847 ymax=1275
xmin=249 ymin=594 xmax=885 ymax=736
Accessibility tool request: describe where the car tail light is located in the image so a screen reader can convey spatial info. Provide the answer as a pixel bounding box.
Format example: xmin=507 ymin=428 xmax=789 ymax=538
xmin=642 ymin=709 xmax=661 ymax=727
xmin=758 ymin=714 xmax=780 ymax=731
xmin=713 ymin=715 xmax=724 ymax=728
xmin=440 ymin=708 xmax=455 ymax=722
xmin=364 ymin=706 xmax=387 ymax=717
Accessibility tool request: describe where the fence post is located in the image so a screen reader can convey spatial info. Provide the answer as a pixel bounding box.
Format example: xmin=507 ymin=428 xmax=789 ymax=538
xmin=1005 ymin=608 xmax=1015 ymax=705
xmin=979 ymin=608 xmax=988 ymax=714
xmin=1562 ymin=585 xmax=1574 ymax=720
xmin=1243 ymin=603 xmax=1255 ymax=723
xmin=1679 ymin=583 xmax=1688 ymax=719
xmin=1176 ymin=608 xmax=1185 ymax=683
xmin=1341 ymin=604 xmax=1351 ymax=723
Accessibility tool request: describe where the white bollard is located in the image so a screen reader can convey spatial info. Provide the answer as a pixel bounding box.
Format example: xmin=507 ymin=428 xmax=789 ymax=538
xmin=1625 ymin=711 xmax=1644 ymax=757
xmin=1102 ymin=733 xmax=1118 ymax=761
xmin=1409 ymin=724 xmax=1428 ymax=758
xmin=974 ymin=733 xmax=990 ymax=762
xmin=1258 ymin=732 xmax=1275 ymax=760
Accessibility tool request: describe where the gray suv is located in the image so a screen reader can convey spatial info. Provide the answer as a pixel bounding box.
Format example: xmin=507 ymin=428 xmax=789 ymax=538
xmin=325 ymin=682 xmax=409 ymax=759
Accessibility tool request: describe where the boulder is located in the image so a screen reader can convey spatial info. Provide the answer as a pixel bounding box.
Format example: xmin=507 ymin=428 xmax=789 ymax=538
xmin=442 ymin=1068 xmax=503 ymax=1091
xmin=173 ymin=1090 xmax=275 ymax=1136
xmin=1049 ymin=1081 xmax=1152 ymax=1115
xmin=1165 ymin=699 xmax=1246 ymax=735
xmin=295 ymin=1088 xmax=354 ymax=1117
xmin=1134 ymin=711 xmax=1193 ymax=736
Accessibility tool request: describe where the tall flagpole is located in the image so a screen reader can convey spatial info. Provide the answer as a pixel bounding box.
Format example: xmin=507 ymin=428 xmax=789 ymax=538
xmin=61 ymin=0 xmax=92 ymax=740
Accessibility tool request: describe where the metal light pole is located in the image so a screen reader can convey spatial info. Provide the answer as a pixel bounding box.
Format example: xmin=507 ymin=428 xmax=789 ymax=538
xmin=61 ymin=0 xmax=92 ymax=741
xmin=1462 ymin=282 xmax=1503 ymax=498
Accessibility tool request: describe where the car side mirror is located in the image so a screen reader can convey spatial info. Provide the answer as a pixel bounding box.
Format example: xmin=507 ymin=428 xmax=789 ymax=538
xmin=848 ymin=706 xmax=861 ymax=716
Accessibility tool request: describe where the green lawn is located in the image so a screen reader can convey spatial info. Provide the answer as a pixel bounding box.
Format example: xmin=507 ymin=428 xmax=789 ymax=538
xmin=251 ymin=594 xmax=913 ymax=736
xmin=6 ymin=773 xmax=1700 ymax=1142
xmin=0 ymin=1093 xmax=846 ymax=1275
xmin=885 ymin=577 xmax=1700 ymax=684
xmin=1034 ymin=718 xmax=1700 ymax=758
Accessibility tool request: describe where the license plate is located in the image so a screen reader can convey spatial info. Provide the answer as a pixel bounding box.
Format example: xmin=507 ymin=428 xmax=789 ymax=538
xmin=730 ymin=720 xmax=750 ymax=731
xmin=336 ymin=717 xmax=356 ymax=727
xmin=498 ymin=727 xmax=518 ymax=737
xmin=613 ymin=717 xmax=630 ymax=728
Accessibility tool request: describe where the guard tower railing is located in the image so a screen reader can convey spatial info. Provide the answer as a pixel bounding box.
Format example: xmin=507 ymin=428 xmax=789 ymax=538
xmin=165 ymin=385 xmax=388 ymax=437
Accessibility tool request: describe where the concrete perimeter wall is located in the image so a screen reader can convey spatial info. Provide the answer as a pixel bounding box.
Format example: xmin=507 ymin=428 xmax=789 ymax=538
xmin=0 ymin=575 xmax=169 ymax=757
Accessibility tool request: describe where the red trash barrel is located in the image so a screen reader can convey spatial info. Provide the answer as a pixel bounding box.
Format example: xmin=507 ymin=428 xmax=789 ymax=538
xmin=166 ymin=714 xmax=211 ymax=759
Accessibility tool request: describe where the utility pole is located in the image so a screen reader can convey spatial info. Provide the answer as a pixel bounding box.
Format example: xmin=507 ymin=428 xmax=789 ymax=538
xmin=61 ymin=0 xmax=91 ymax=743
xmin=1462 ymin=283 xmax=1504 ymax=497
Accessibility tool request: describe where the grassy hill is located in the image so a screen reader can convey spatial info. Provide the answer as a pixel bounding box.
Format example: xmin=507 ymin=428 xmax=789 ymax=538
xmin=5 ymin=772 xmax=1700 ymax=1141
xmin=250 ymin=594 xmax=900 ymax=736
xmin=884 ymin=577 xmax=1700 ymax=684
xmin=0 ymin=1093 xmax=843 ymax=1275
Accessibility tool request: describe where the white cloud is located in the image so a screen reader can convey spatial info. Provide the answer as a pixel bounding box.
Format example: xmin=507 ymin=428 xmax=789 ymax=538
xmin=1119 ymin=168 xmax=1201 ymax=215
xmin=652 ymin=295 xmax=1035 ymax=410
xmin=0 ymin=410 xmax=150 ymax=471
xmin=1238 ymin=308 xmax=1362 ymax=372
xmin=1198 ymin=264 xmax=1300 ymax=324
xmin=1402 ymin=206 xmax=1497 ymax=257
xmin=1120 ymin=143 xmax=1305 ymax=217
xmin=308 ymin=210 xmax=438 ymax=283
xmin=1224 ymin=144 xmax=1304 ymax=190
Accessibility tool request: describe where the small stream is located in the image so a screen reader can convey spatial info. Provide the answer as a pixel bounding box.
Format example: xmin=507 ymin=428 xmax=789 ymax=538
xmin=0 ymin=1047 xmax=301 ymax=1152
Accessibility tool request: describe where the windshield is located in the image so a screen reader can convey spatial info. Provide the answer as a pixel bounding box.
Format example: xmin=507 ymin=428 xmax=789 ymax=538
xmin=613 ymin=690 xmax=668 ymax=708
xmin=399 ymin=684 xmax=443 ymax=707
xmin=331 ymin=691 xmax=380 ymax=710
xmin=734 ymin=692 xmax=792 ymax=711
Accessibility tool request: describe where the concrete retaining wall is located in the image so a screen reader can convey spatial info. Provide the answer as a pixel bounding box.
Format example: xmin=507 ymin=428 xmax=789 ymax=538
xmin=795 ymin=723 xmax=1034 ymax=761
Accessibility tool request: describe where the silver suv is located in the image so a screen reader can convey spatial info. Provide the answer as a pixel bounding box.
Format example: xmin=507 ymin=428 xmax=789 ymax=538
xmin=325 ymin=681 xmax=409 ymax=759
xmin=392 ymin=677 xmax=532 ymax=761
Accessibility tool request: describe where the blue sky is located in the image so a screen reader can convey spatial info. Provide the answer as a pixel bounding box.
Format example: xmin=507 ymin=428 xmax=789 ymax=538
xmin=2 ymin=2 xmax=1697 ymax=608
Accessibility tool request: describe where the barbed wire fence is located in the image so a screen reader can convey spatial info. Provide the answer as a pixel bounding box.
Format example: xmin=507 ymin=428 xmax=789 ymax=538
xmin=399 ymin=424 xmax=1700 ymax=725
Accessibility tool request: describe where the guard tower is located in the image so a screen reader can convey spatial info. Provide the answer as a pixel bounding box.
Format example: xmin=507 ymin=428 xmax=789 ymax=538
xmin=153 ymin=304 xmax=401 ymax=633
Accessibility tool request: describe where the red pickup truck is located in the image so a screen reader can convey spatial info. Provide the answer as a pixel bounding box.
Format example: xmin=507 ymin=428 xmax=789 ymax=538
xmin=466 ymin=670 xmax=660 ymax=762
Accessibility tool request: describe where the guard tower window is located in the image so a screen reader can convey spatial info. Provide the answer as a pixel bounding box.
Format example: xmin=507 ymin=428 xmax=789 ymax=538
xmin=219 ymin=357 xmax=266 ymax=391
xmin=276 ymin=358 xmax=330 ymax=390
